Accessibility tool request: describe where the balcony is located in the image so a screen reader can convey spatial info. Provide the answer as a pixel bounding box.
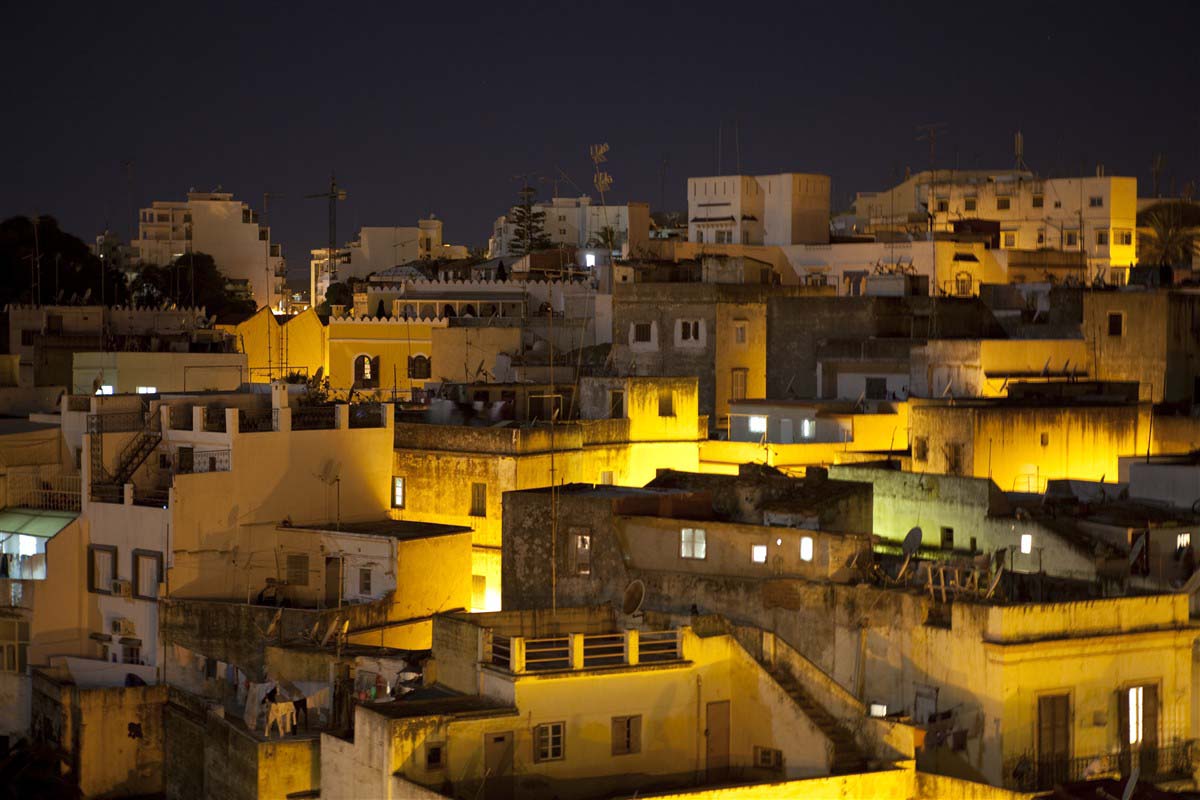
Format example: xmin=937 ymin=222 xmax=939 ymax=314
xmin=1003 ymin=740 xmax=1196 ymax=792
xmin=292 ymin=405 xmax=337 ymax=431
xmin=8 ymin=472 xmax=81 ymax=512
xmin=484 ymin=629 xmax=681 ymax=674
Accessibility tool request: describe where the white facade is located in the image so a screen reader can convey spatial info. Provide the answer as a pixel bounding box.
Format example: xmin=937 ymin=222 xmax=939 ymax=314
xmin=310 ymin=218 xmax=470 ymax=306
xmin=132 ymin=192 xmax=286 ymax=310
xmin=687 ymin=173 xmax=831 ymax=246
xmin=488 ymin=196 xmax=645 ymax=258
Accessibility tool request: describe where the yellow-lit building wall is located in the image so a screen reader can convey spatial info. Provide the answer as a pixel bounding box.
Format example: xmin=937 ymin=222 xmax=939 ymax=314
xmin=228 ymin=307 xmax=327 ymax=383
xmin=326 ymin=317 xmax=443 ymax=394
xmin=715 ymin=302 xmax=767 ymax=425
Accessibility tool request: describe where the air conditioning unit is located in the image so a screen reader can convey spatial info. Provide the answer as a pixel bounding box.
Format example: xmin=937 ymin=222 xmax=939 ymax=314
xmin=110 ymin=618 xmax=136 ymax=636
xmin=112 ymin=579 xmax=133 ymax=598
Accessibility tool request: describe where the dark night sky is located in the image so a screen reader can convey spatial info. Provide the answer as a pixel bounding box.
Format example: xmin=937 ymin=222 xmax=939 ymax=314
xmin=3 ymin=0 xmax=1198 ymax=286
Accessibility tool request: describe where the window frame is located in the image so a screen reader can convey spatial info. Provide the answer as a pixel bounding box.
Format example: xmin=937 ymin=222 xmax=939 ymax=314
xmin=87 ymin=544 xmax=118 ymax=595
xmin=392 ymin=476 xmax=406 ymax=509
xmin=1107 ymin=312 xmax=1124 ymax=337
xmin=632 ymin=322 xmax=653 ymax=343
xmin=534 ymin=721 xmax=565 ymax=762
xmin=359 ymin=567 xmax=372 ymax=595
xmin=574 ymin=531 xmax=592 ymax=576
xmin=751 ymin=544 xmax=767 ymax=564
xmin=425 ymin=742 xmax=446 ymax=770
xmin=680 ymin=527 xmax=707 ymax=560
xmin=131 ymin=549 xmax=163 ymax=601
xmin=286 ymin=553 xmax=310 ymax=587
xmin=469 ymin=482 xmax=487 ymax=517
xmin=611 ymin=715 xmax=642 ymax=756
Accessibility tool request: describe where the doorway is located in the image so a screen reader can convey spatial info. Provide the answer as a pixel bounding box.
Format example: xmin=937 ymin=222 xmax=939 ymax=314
xmin=706 ymin=700 xmax=730 ymax=782
xmin=483 ymin=731 xmax=514 ymax=800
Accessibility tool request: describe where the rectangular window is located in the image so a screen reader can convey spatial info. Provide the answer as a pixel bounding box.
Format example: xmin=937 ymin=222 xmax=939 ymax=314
xmin=748 ymin=415 xmax=767 ymax=434
xmin=1032 ymin=195 xmax=1044 ymax=208
xmin=935 ymin=199 xmax=948 ymax=213
xmin=132 ymin=549 xmax=162 ymax=600
xmin=964 ymin=198 xmax=977 ymax=212
xmin=1177 ymin=532 xmax=1192 ymax=550
xmin=940 ymin=527 xmax=954 ymax=549
xmin=575 ymin=532 xmax=591 ymax=576
xmin=1037 ymin=229 xmax=1045 ymax=246
xmin=87 ymin=544 xmax=117 ymax=594
xmin=470 ymin=482 xmax=487 ymax=517
xmin=136 ymin=386 xmax=157 ymax=394
xmin=865 ymin=377 xmax=887 ymax=400
xmin=1096 ymin=230 xmax=1109 ymax=246
xmin=800 ymin=419 xmax=815 ymax=439
xmin=392 ymin=476 xmax=405 ymax=508
xmin=1089 ymin=196 xmax=1103 ymax=208
xmin=286 ymin=553 xmax=309 ymax=586
xmin=122 ymin=645 xmax=141 ymax=665
xmin=357 ymin=567 xmax=372 ymax=595
xmin=609 ymin=390 xmax=624 ymax=419
xmin=1114 ymin=230 xmax=1133 ymax=246
xmin=1107 ymin=312 xmax=1124 ymax=337
xmin=800 ymin=536 xmax=814 ymax=562
xmin=751 ymin=544 xmax=767 ymax=563
xmin=734 ymin=321 xmax=747 ymax=345
xmin=426 ymin=743 xmax=445 ymax=769
xmin=633 ymin=323 xmax=652 ymax=343
xmin=996 ymin=197 xmax=1011 ymax=211
xmin=534 ymin=722 xmax=565 ymax=762
xmin=599 ymin=471 xmax=614 ymax=485
xmin=913 ymin=437 xmax=928 ymax=462
xmin=658 ymin=390 xmax=675 ymax=417
xmin=1037 ymin=694 xmax=1070 ymax=787
xmin=680 ymin=527 xmax=706 ymax=560
xmin=754 ymin=746 xmax=783 ymax=769
xmin=1002 ymin=232 xmax=1016 ymax=248
xmin=612 ymin=715 xmax=642 ymax=755
xmin=1065 ymin=231 xmax=1079 ymax=247
xmin=679 ymin=320 xmax=701 ymax=341
xmin=1020 ymin=533 xmax=1033 ymax=554
xmin=731 ymin=368 xmax=748 ymax=402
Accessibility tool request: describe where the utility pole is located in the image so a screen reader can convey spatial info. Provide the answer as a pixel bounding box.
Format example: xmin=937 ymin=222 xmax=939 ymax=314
xmin=916 ymin=123 xmax=947 ymax=234
xmin=305 ymin=175 xmax=347 ymax=296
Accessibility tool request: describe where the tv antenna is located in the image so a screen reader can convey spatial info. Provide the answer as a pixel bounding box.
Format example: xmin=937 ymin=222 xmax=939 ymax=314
xmin=305 ymin=174 xmax=347 ymax=281
xmin=1014 ymin=131 xmax=1027 ymax=172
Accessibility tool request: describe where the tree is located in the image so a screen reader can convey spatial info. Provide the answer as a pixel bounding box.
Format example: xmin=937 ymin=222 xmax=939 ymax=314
xmin=316 ymin=281 xmax=353 ymax=316
xmin=508 ymin=187 xmax=552 ymax=256
xmin=587 ymin=225 xmax=619 ymax=250
xmin=1138 ymin=201 xmax=1200 ymax=267
xmin=130 ymin=252 xmax=255 ymax=317
xmin=0 ymin=215 xmax=131 ymax=306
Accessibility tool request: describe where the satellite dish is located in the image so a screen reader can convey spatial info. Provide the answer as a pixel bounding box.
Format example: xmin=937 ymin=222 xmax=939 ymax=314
xmin=317 ymin=460 xmax=342 ymax=485
xmin=265 ymin=608 xmax=282 ymax=637
xmin=622 ymin=580 xmax=645 ymax=615
xmin=903 ymin=527 xmax=923 ymax=557
xmin=1121 ymin=765 xmax=1139 ymax=800
xmin=319 ymin=616 xmax=340 ymax=647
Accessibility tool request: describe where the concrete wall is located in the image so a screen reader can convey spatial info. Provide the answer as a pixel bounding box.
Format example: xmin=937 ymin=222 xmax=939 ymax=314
xmin=72 ymin=351 xmax=247 ymax=394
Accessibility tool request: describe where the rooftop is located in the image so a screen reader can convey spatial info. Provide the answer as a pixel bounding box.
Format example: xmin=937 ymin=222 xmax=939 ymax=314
xmin=281 ymin=519 xmax=471 ymax=541
xmin=361 ymin=684 xmax=516 ymax=720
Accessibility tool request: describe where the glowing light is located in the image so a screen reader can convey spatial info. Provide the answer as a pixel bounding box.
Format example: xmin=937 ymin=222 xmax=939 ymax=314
xmin=748 ymin=415 xmax=767 ymax=434
xmin=1020 ymin=533 xmax=1033 ymax=554
xmin=751 ymin=545 xmax=767 ymax=563
xmin=800 ymin=537 xmax=814 ymax=562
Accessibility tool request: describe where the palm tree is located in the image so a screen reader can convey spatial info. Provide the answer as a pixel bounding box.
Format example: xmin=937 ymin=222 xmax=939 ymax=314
xmin=1138 ymin=201 xmax=1200 ymax=266
xmin=587 ymin=225 xmax=619 ymax=250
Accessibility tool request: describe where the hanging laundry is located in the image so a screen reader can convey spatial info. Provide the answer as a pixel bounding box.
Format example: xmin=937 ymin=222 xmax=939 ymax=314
xmin=244 ymin=682 xmax=273 ymax=730
xmin=266 ymin=701 xmax=296 ymax=738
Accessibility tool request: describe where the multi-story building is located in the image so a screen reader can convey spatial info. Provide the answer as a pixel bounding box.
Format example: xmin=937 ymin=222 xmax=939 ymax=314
xmin=686 ymin=173 xmax=831 ymax=246
xmin=309 ymin=218 xmax=471 ymax=307
xmin=489 ymin=196 xmax=650 ymax=258
xmin=131 ymin=191 xmax=287 ymax=310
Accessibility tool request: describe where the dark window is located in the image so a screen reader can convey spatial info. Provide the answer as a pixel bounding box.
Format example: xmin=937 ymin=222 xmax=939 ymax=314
xmin=359 ymin=568 xmax=372 ymax=595
xmin=20 ymin=330 xmax=35 ymax=347
xmin=945 ymin=443 xmax=962 ymax=475
xmin=658 ymin=390 xmax=675 ymax=417
xmin=913 ymin=437 xmax=928 ymax=462
xmin=633 ymin=323 xmax=652 ymax=343
xmin=940 ymin=527 xmax=954 ymax=549
xmin=426 ymin=743 xmax=445 ymax=769
xmin=1089 ymin=196 xmax=1103 ymax=208
xmin=609 ymin=390 xmax=624 ymax=419
xmin=1037 ymin=694 xmax=1071 ymax=787
xmin=865 ymin=377 xmax=888 ymax=400
xmin=964 ymin=198 xmax=977 ymax=212
xmin=122 ymin=645 xmax=141 ymax=665
xmin=408 ymin=354 xmax=431 ymax=379
xmin=87 ymin=544 xmax=117 ymax=594
xmin=1107 ymin=312 xmax=1124 ymax=337
xmin=1032 ymin=195 xmax=1044 ymax=208
xmin=354 ymin=355 xmax=380 ymax=388
xmin=731 ymin=369 xmax=748 ymax=402
xmin=996 ymin=197 xmax=1011 ymax=211
xmin=470 ymin=483 xmax=487 ymax=517
xmin=611 ymin=715 xmax=641 ymax=755
xmin=1040 ymin=432 xmax=1050 ymax=447
xmin=754 ymin=746 xmax=783 ymax=769
xmin=286 ymin=554 xmax=309 ymax=586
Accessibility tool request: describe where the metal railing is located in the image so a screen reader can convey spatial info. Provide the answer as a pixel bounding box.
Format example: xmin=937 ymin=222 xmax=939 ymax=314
xmin=1003 ymin=740 xmax=1195 ymax=791
xmin=238 ymin=407 xmax=273 ymax=433
xmin=523 ymin=636 xmax=570 ymax=672
xmin=175 ymin=449 xmax=231 ymax=474
xmin=132 ymin=486 xmax=170 ymax=508
xmin=348 ymin=403 xmax=384 ymax=429
xmin=8 ymin=472 xmax=81 ymax=512
xmin=87 ymin=411 xmax=145 ymax=434
xmin=169 ymin=404 xmax=194 ymax=430
xmin=204 ymin=407 xmax=227 ymax=433
xmin=293 ymin=405 xmax=336 ymax=431
xmin=582 ymin=633 xmax=626 ymax=668
xmin=638 ymin=630 xmax=682 ymax=663
xmin=488 ymin=634 xmax=511 ymax=670
xmin=67 ymin=396 xmax=91 ymax=412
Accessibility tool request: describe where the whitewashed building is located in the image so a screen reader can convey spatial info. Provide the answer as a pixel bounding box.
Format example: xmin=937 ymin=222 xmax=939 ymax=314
xmin=488 ymin=196 xmax=650 ymax=258
xmin=687 ymin=173 xmax=831 ymax=246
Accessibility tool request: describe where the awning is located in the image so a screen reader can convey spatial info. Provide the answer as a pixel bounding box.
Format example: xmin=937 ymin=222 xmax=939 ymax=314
xmin=0 ymin=508 xmax=78 ymax=538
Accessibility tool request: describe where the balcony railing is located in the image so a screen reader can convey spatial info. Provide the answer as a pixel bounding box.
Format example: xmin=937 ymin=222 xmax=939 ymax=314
xmin=488 ymin=634 xmax=511 ymax=670
xmin=175 ymin=449 xmax=231 ymax=474
xmin=238 ymin=407 xmax=273 ymax=433
xmin=638 ymin=630 xmax=681 ymax=663
xmin=8 ymin=472 xmax=81 ymax=512
xmin=204 ymin=407 xmax=227 ymax=433
xmin=1003 ymin=740 xmax=1195 ymax=792
xmin=348 ymin=403 xmax=384 ymax=429
xmin=132 ymin=486 xmax=170 ymax=508
xmin=293 ymin=405 xmax=336 ymax=431
xmin=582 ymin=633 xmax=625 ymax=668
xmin=523 ymin=636 xmax=570 ymax=672
xmin=487 ymin=629 xmax=683 ymax=674
xmin=87 ymin=411 xmax=146 ymax=434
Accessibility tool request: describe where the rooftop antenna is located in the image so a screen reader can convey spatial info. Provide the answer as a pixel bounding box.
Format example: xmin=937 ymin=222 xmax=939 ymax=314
xmin=305 ymin=174 xmax=347 ymax=282
xmin=1014 ymin=131 xmax=1027 ymax=172
xmin=916 ymin=123 xmax=947 ymax=233
xmin=1152 ymin=154 xmax=1165 ymax=198
xmin=316 ymin=460 xmax=343 ymax=531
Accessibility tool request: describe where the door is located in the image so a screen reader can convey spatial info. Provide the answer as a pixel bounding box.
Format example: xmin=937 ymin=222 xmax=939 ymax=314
xmin=483 ymin=731 xmax=514 ymax=800
xmin=1037 ymin=693 xmax=1070 ymax=787
xmin=706 ymin=700 xmax=730 ymax=782
xmin=779 ymin=419 xmax=794 ymax=444
xmin=1119 ymin=684 xmax=1159 ymax=776
xmin=324 ymin=557 xmax=341 ymax=608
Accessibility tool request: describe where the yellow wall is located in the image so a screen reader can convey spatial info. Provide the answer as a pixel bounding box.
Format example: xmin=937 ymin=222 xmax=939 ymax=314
xmin=715 ymin=302 xmax=767 ymax=424
xmin=431 ymin=326 xmax=522 ymax=384
xmin=230 ymin=307 xmax=327 ymax=383
xmin=326 ymin=316 xmax=441 ymax=394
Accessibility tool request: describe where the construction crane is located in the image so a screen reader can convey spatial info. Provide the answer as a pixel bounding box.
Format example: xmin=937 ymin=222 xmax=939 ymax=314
xmin=305 ymin=175 xmax=347 ymax=281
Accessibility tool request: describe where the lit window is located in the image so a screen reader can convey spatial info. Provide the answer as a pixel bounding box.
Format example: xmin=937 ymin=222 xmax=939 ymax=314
xmin=801 ymin=419 xmax=815 ymax=439
xmin=681 ymin=528 xmax=706 ymax=560
xmin=534 ymin=722 xmax=565 ymax=762
xmin=800 ymin=536 xmax=814 ymax=562
xmin=392 ymin=476 xmax=405 ymax=508
xmin=1177 ymin=532 xmax=1191 ymax=549
xmin=575 ymin=533 xmax=591 ymax=575
xmin=97 ymin=385 xmax=114 ymax=396
xmin=1128 ymin=686 xmax=1143 ymax=745
xmin=585 ymin=253 xmax=596 ymax=268
xmin=869 ymin=703 xmax=888 ymax=718
xmin=751 ymin=545 xmax=767 ymax=563
xmin=748 ymin=415 xmax=767 ymax=434
xmin=136 ymin=386 xmax=157 ymax=394
xmin=1020 ymin=533 xmax=1033 ymax=554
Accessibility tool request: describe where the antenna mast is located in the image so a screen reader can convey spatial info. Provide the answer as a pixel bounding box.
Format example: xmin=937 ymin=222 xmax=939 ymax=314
xmin=305 ymin=175 xmax=347 ymax=294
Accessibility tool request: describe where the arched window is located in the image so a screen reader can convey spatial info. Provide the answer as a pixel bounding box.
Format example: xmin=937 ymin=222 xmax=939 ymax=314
xmin=354 ymin=355 xmax=380 ymax=389
xmin=401 ymin=304 xmax=417 ymax=319
xmin=408 ymin=355 xmax=431 ymax=380
xmin=442 ymin=304 xmax=457 ymax=318
xmin=462 ymin=304 xmax=477 ymax=317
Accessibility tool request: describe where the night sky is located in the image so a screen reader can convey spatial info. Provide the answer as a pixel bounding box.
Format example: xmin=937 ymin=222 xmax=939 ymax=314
xmin=3 ymin=0 xmax=1198 ymax=287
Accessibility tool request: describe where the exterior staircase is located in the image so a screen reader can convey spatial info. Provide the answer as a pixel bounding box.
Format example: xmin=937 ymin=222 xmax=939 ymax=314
xmin=88 ymin=409 xmax=162 ymax=501
xmin=765 ymin=664 xmax=868 ymax=774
